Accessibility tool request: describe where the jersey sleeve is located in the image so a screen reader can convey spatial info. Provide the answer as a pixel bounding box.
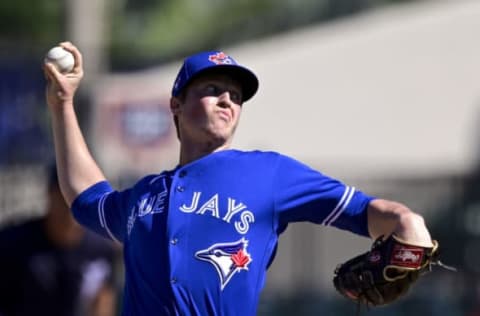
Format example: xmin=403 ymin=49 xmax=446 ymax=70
xmin=273 ymin=155 xmax=375 ymax=237
xmin=71 ymin=181 xmax=133 ymax=243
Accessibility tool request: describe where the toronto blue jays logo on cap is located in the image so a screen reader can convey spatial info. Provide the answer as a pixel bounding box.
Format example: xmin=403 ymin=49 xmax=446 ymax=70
xmin=195 ymin=238 xmax=252 ymax=290
xmin=208 ymin=52 xmax=234 ymax=65
xmin=172 ymin=50 xmax=259 ymax=102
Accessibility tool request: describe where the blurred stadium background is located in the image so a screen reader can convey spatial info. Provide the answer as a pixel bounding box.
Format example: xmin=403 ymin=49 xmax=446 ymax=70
xmin=1 ymin=0 xmax=480 ymax=315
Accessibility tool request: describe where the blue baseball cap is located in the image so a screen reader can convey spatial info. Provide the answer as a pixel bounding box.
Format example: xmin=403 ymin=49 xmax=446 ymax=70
xmin=171 ymin=51 xmax=259 ymax=102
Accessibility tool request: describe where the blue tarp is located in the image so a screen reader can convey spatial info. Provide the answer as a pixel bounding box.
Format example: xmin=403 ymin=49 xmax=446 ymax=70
xmin=0 ymin=60 xmax=51 ymax=164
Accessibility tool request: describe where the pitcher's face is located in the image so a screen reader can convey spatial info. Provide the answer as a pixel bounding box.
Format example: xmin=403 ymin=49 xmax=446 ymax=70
xmin=171 ymin=73 xmax=243 ymax=146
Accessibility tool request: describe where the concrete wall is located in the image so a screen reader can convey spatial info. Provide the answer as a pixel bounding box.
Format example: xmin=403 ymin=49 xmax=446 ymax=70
xmin=94 ymin=0 xmax=480 ymax=180
xmin=231 ymin=0 xmax=480 ymax=179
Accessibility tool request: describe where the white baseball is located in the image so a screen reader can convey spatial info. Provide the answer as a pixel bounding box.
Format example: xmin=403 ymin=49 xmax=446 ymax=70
xmin=44 ymin=46 xmax=75 ymax=73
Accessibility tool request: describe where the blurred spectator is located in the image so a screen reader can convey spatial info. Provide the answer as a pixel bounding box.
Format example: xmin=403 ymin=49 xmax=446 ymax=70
xmin=0 ymin=165 xmax=119 ymax=316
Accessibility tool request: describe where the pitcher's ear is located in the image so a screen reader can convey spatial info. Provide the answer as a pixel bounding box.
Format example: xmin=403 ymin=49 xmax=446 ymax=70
xmin=170 ymin=96 xmax=181 ymax=115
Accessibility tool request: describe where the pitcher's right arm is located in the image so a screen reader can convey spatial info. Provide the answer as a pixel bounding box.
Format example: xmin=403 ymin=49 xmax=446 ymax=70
xmin=44 ymin=42 xmax=106 ymax=206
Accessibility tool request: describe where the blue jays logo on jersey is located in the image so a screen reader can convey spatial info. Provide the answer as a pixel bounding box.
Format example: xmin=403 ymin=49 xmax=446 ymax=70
xmin=195 ymin=238 xmax=252 ymax=290
xmin=208 ymin=52 xmax=233 ymax=65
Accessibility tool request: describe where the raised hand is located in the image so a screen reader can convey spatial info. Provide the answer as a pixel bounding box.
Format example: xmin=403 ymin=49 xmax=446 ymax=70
xmin=44 ymin=41 xmax=84 ymax=109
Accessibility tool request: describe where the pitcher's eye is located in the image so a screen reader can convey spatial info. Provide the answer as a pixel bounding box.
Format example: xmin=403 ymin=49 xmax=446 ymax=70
xmin=230 ymin=91 xmax=242 ymax=103
xmin=204 ymin=84 xmax=220 ymax=96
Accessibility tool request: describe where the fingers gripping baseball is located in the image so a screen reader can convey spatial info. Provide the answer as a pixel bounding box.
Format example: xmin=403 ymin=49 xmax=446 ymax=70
xmin=44 ymin=42 xmax=84 ymax=108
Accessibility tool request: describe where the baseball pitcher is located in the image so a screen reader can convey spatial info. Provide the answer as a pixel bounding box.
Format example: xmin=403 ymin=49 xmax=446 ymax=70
xmin=44 ymin=42 xmax=445 ymax=316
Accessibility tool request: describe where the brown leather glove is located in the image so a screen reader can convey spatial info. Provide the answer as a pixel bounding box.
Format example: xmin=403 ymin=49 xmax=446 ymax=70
xmin=333 ymin=234 xmax=440 ymax=307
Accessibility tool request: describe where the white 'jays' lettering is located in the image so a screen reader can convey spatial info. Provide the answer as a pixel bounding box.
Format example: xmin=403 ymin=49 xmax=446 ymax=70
xmin=180 ymin=192 xmax=255 ymax=234
xmin=196 ymin=194 xmax=220 ymax=218
xmin=224 ymin=199 xmax=247 ymax=222
xmin=179 ymin=192 xmax=201 ymax=213
xmin=235 ymin=211 xmax=254 ymax=234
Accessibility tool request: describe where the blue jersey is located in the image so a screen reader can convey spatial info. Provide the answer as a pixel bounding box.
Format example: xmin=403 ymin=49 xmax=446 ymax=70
xmin=72 ymin=150 xmax=374 ymax=315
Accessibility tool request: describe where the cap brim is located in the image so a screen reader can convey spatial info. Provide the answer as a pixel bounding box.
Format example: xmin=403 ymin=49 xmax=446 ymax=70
xmin=188 ymin=65 xmax=259 ymax=103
